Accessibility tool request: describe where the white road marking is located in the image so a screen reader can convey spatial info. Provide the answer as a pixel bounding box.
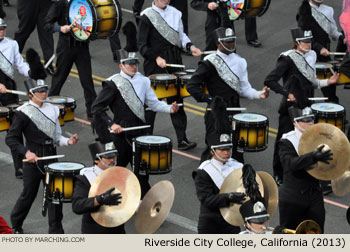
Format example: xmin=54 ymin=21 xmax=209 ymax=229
xmin=0 ymin=151 xmax=13 ymax=164
xmin=166 ymin=212 xmax=198 ymax=233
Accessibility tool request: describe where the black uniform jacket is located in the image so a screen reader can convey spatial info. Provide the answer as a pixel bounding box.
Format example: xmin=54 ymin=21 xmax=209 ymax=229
xmin=264 ymin=54 xmax=314 ymax=114
xmin=91 ymin=80 xmax=145 ymax=142
xmin=137 ymin=12 xmax=187 ymax=75
xmin=72 ymin=175 xmax=125 ymax=234
xmin=187 ymin=60 xmax=240 ymax=107
xmin=193 ymin=169 xmax=240 ymax=234
xmin=297 ymin=0 xmax=330 ymax=61
xmin=278 ymin=139 xmax=321 ymax=198
xmin=0 ymin=71 xmax=18 ymax=106
xmin=6 ymin=110 xmax=57 ymax=156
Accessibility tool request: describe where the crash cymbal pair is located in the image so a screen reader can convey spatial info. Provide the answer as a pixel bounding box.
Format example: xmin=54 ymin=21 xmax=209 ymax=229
xmin=219 ymin=168 xmax=278 ymax=226
xmin=88 ymin=166 xmax=175 ymax=233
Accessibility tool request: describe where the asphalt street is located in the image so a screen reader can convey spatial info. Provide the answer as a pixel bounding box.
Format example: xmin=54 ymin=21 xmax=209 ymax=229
xmin=0 ymin=0 xmax=349 ymax=234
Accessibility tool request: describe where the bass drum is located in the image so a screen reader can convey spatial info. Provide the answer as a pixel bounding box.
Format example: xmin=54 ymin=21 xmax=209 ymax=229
xmin=231 ymin=0 xmax=270 ymax=20
xmin=68 ymin=0 xmax=122 ymax=41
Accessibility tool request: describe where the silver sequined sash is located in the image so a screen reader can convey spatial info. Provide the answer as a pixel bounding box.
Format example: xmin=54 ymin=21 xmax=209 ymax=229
xmin=143 ymin=8 xmax=181 ymax=48
xmin=311 ymin=6 xmax=331 ymax=35
xmin=110 ymin=74 xmax=146 ymax=123
xmin=206 ymin=53 xmax=240 ymax=94
xmin=19 ymin=104 xmax=56 ymax=140
xmin=284 ymin=50 xmax=317 ymax=85
xmin=0 ymin=51 xmax=14 ymax=80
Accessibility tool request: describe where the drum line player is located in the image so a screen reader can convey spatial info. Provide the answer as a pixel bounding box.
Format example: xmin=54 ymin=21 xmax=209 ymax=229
xmin=1 ymin=0 xmax=350 ymax=233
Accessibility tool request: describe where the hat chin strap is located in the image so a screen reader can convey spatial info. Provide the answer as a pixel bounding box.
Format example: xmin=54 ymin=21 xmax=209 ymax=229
xmin=219 ymin=40 xmax=235 ymax=54
xmin=121 ymin=63 xmax=137 ymax=76
xmin=97 ymin=155 xmax=117 ymax=169
xmin=294 ymin=120 xmax=306 ymax=132
xmin=246 ymin=222 xmax=267 ymax=234
xmin=297 ymin=41 xmax=310 ymax=53
xmin=211 ymin=146 xmax=231 ymax=162
xmin=30 ymin=90 xmax=48 ymax=103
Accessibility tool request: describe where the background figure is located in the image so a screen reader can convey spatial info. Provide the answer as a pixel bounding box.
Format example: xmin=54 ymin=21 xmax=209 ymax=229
xmin=190 ymin=1 xmax=261 ymax=52
xmin=14 ymin=0 xmax=55 ymax=74
xmin=133 ymin=0 xmax=189 ymax=33
xmin=44 ymin=0 xmax=97 ymax=119
xmin=109 ymin=33 xmax=121 ymax=62
xmin=297 ymin=0 xmax=345 ymax=103
xmin=0 ymin=0 xmax=6 ymax=18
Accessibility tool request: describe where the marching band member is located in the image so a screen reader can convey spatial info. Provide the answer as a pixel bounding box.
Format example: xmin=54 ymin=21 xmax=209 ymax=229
xmin=44 ymin=0 xmax=97 ymax=120
xmin=277 ymin=106 xmax=333 ymax=233
xmin=0 ymin=18 xmax=30 ymax=179
xmin=264 ymin=28 xmax=338 ymax=186
xmin=0 ymin=216 xmax=12 ymax=234
xmin=192 ymin=96 xmax=245 ymax=234
xmin=72 ymin=142 xmax=124 ymax=234
xmin=187 ymin=27 xmax=268 ymax=162
xmin=91 ymin=49 xmax=178 ymax=198
xmin=297 ymin=0 xmax=345 ymax=104
xmin=5 ymin=49 xmax=79 ymax=233
xmin=137 ymin=0 xmax=201 ymax=151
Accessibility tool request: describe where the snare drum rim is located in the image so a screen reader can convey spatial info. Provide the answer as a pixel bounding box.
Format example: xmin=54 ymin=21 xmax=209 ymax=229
xmin=0 ymin=107 xmax=10 ymax=116
xmin=47 ymin=162 xmax=85 ymax=175
xmin=149 ymin=74 xmax=177 ymax=84
xmin=233 ymin=113 xmax=269 ymax=126
xmin=135 ymin=135 xmax=173 ymax=149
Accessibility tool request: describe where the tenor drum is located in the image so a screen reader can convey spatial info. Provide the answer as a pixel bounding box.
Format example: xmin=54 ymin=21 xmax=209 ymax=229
xmin=177 ymin=74 xmax=208 ymax=98
xmin=133 ymin=135 xmax=172 ymax=175
xmin=68 ymin=0 xmax=122 ymax=41
xmin=149 ymin=74 xmax=178 ymax=99
xmin=315 ymin=62 xmax=333 ymax=79
xmin=311 ymin=103 xmax=345 ymax=131
xmin=229 ymin=0 xmax=271 ymax=20
xmin=0 ymin=107 xmax=10 ymax=132
xmin=48 ymin=96 xmax=77 ymax=122
xmin=6 ymin=100 xmax=27 ymax=124
xmin=232 ymin=113 xmax=269 ymax=152
xmin=45 ymin=162 xmax=85 ymax=203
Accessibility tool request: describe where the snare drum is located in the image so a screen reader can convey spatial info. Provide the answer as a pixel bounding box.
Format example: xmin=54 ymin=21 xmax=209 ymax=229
xmin=149 ymin=74 xmax=178 ymax=99
xmin=177 ymin=74 xmax=209 ymax=97
xmin=232 ymin=113 xmax=269 ymax=152
xmin=230 ymin=0 xmax=270 ymax=20
xmin=45 ymin=162 xmax=85 ymax=203
xmin=48 ymin=96 xmax=76 ymax=122
xmin=6 ymin=101 xmax=27 ymax=124
xmin=55 ymin=105 xmax=66 ymax=126
xmin=133 ymin=135 xmax=172 ymax=175
xmin=315 ymin=62 xmax=333 ymax=79
xmin=311 ymin=103 xmax=345 ymax=131
xmin=68 ymin=0 xmax=122 ymax=41
xmin=0 ymin=107 xmax=10 ymax=132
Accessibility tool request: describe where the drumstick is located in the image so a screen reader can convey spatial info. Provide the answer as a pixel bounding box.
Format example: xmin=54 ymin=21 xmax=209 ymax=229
xmin=6 ymin=89 xmax=27 ymax=96
xmin=329 ymin=52 xmax=346 ymax=56
xmin=44 ymin=54 xmax=56 ymax=69
xmin=22 ymin=154 xmax=65 ymax=162
xmin=145 ymin=103 xmax=183 ymax=110
xmin=166 ymin=64 xmax=185 ymax=68
xmin=200 ymin=51 xmax=216 ymax=55
xmin=308 ymin=97 xmax=328 ymax=101
xmin=70 ymin=14 xmax=81 ymax=28
xmin=109 ymin=125 xmax=151 ymax=133
xmin=65 ymin=131 xmax=74 ymax=138
xmin=207 ymin=107 xmax=247 ymax=111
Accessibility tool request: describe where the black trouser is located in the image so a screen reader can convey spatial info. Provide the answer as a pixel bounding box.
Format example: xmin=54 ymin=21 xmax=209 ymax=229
xmin=279 ymin=186 xmax=325 ymax=233
xmin=145 ymin=96 xmax=188 ymax=144
xmin=244 ymin=17 xmax=258 ymax=42
xmin=113 ymin=133 xmax=150 ymax=199
xmin=49 ymin=38 xmax=97 ymax=115
xmin=14 ymin=0 xmax=54 ymax=64
xmin=109 ymin=33 xmax=121 ymax=61
xmin=11 ymin=156 xmax=63 ymax=233
xmin=273 ymin=113 xmax=294 ymax=180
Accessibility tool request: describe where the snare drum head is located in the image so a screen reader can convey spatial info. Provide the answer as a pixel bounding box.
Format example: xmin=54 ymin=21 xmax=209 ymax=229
xmin=311 ymin=103 xmax=344 ymax=113
xmin=315 ymin=63 xmax=333 ymax=69
xmin=48 ymin=96 xmax=67 ymax=104
xmin=233 ymin=113 xmax=268 ymax=123
xmin=136 ymin=135 xmax=171 ymax=145
xmin=149 ymin=74 xmax=177 ymax=82
xmin=69 ymin=0 xmax=94 ymax=41
xmin=185 ymin=69 xmax=196 ymax=74
xmin=48 ymin=162 xmax=85 ymax=172
xmin=180 ymin=74 xmax=192 ymax=80
xmin=0 ymin=107 xmax=9 ymax=115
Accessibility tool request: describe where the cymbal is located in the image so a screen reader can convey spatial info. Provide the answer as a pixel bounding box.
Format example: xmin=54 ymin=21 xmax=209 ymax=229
xmin=135 ymin=180 xmax=175 ymax=234
xmin=256 ymin=171 xmax=278 ymax=218
xmin=219 ymin=168 xmax=264 ymax=226
xmin=331 ymin=171 xmax=350 ymax=196
xmin=298 ymin=123 xmax=350 ymax=180
xmin=295 ymin=220 xmax=321 ymax=234
xmin=88 ymin=166 xmax=141 ymax=227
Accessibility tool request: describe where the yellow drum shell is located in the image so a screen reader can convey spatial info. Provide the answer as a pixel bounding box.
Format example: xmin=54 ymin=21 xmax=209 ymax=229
xmin=0 ymin=107 xmax=10 ymax=132
xmin=140 ymin=150 xmax=172 ymax=171
xmin=50 ymin=177 xmax=74 ymax=199
xmin=149 ymin=74 xmax=178 ymax=99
